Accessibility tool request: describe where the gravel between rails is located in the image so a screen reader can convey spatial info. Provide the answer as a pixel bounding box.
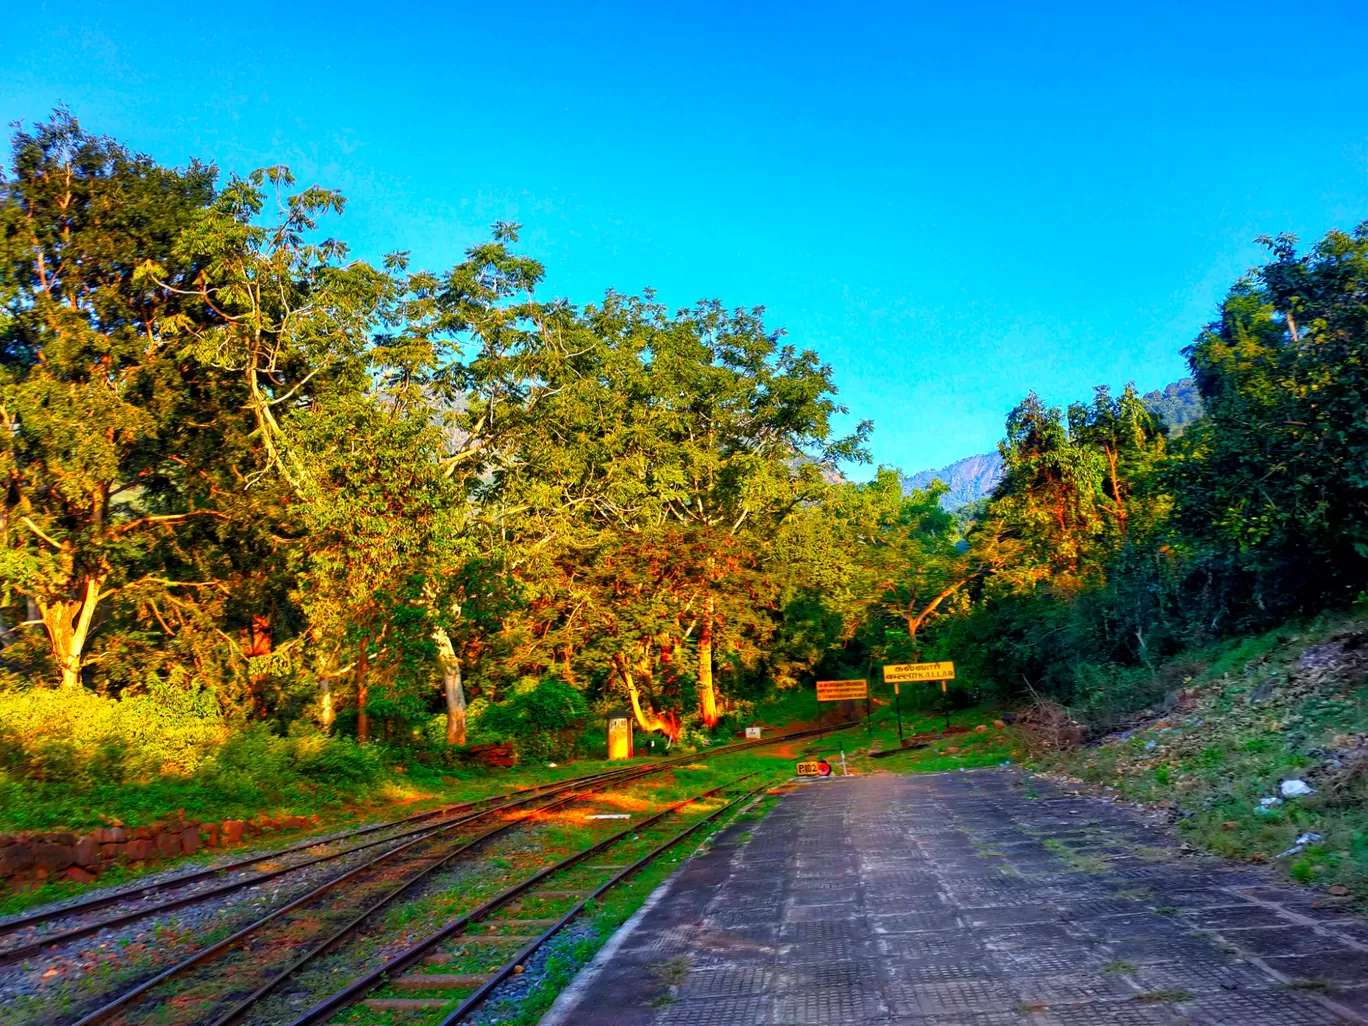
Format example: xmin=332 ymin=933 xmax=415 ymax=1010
xmin=0 ymin=818 xmax=457 ymax=1025
xmin=5 ymin=731 xmax=847 ymax=1026
xmin=0 ymin=815 xmax=427 ymax=936
xmin=10 ymin=781 xmax=662 ymax=1026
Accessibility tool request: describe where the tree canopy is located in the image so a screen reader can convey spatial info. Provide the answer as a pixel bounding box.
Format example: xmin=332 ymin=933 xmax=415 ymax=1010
xmin=4 ymin=110 xmax=1368 ymax=761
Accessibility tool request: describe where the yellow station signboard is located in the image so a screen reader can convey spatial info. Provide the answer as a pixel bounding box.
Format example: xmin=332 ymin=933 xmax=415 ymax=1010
xmin=883 ymin=661 xmax=956 ymax=684
xmin=815 ymin=679 xmax=868 ymax=702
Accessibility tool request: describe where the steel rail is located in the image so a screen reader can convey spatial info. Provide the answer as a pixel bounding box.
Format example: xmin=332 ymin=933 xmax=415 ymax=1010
xmin=280 ymin=775 xmax=768 ymax=1026
xmin=438 ymin=780 xmax=772 ymax=1026
xmin=0 ymin=763 xmax=655 ymax=967
xmin=0 ymin=756 xmax=680 ymax=943
xmin=11 ymin=720 xmax=853 ymax=967
xmin=61 ymin=757 xmax=689 ymax=1026
xmin=37 ymin=719 xmax=850 ymax=1026
xmin=210 ymin=772 xmax=762 ymax=1026
xmin=0 ymin=793 xmax=496 ymax=936
xmin=5 ymin=717 xmax=853 ymax=954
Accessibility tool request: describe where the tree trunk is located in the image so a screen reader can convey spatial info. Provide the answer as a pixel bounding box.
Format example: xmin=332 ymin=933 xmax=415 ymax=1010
xmin=1104 ymin=445 xmax=1127 ymax=538
xmin=39 ymin=575 xmax=105 ymax=688
xmin=318 ymin=650 xmax=335 ymax=729
xmin=614 ymin=654 xmax=680 ymax=741
xmin=697 ymin=592 xmax=719 ymax=726
xmin=905 ymin=579 xmax=970 ymax=656
xmin=354 ymin=637 xmax=371 ymax=744
xmin=433 ymin=626 xmax=467 ymax=746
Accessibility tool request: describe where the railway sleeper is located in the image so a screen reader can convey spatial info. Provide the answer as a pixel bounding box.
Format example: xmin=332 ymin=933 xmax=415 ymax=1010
xmin=425 ymin=935 xmax=537 ymax=958
xmin=361 ymin=997 xmax=454 ymax=1010
xmin=391 ymin=972 xmax=494 ymax=990
xmin=528 ymin=888 xmax=593 ymax=899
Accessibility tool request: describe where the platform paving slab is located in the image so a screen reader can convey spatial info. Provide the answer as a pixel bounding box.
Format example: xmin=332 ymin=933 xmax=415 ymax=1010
xmin=539 ymin=770 xmax=1368 ymax=1026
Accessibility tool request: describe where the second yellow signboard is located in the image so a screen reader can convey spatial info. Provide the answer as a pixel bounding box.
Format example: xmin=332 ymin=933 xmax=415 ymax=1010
xmin=883 ymin=661 xmax=956 ymax=683
xmin=815 ymin=679 xmax=868 ymax=701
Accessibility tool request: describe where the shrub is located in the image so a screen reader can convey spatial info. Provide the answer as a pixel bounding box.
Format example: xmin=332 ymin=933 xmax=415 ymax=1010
xmin=475 ymin=678 xmax=588 ymax=762
xmin=0 ymin=671 xmax=226 ymax=786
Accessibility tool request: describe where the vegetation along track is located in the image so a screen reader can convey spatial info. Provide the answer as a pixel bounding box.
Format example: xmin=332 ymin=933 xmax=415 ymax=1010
xmin=0 ymin=721 xmax=845 ymax=966
xmin=27 ymin=723 xmax=846 ymax=1026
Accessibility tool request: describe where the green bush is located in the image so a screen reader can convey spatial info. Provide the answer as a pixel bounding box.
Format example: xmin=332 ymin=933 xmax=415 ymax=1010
xmin=0 ymin=671 xmax=226 ymax=786
xmin=474 ymin=678 xmax=588 ymax=763
xmin=0 ymin=674 xmax=397 ymax=830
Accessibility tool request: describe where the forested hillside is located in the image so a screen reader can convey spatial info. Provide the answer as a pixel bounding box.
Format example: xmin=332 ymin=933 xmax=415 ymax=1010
xmin=2 ymin=113 xmax=1367 ymax=832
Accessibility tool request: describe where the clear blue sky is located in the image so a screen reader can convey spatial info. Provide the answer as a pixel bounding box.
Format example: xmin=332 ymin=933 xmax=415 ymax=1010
xmin=5 ymin=1 xmax=1367 ymax=476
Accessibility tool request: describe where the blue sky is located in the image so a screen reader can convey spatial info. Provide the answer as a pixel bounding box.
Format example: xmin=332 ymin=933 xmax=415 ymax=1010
xmin=4 ymin=1 xmax=1367 ymax=476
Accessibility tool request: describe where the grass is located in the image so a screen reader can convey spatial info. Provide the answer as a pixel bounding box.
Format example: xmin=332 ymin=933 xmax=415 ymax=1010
xmin=1135 ymin=989 xmax=1195 ymax=1003
xmin=1035 ymin=612 xmax=1368 ymax=903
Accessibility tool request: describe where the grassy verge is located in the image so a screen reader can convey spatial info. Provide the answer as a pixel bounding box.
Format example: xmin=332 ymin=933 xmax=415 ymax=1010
xmin=0 ymin=723 xmax=837 ymax=919
xmin=1033 ymin=614 xmax=1368 ymax=903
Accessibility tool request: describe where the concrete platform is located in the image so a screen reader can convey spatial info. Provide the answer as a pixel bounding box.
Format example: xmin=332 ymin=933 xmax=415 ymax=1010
xmin=540 ymin=770 xmax=1368 ymax=1025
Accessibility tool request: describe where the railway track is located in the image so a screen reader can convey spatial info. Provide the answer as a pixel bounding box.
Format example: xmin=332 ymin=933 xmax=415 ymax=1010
xmin=299 ymin=777 xmax=771 ymax=1026
xmin=69 ymin=761 xmax=695 ymax=1026
xmin=6 ymin=721 xmax=850 ymax=1026
xmin=0 ymin=776 xmax=577 ymax=940
xmin=0 ymin=763 xmax=654 ymax=966
xmin=2 ymin=721 xmax=852 ymax=968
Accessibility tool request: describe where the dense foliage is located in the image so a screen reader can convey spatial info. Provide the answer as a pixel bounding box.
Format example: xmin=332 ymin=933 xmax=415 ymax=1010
xmin=941 ymin=228 xmax=1368 ymax=726
xmin=2 ymin=111 xmax=1365 ymax=803
xmin=0 ymin=113 xmax=874 ymax=767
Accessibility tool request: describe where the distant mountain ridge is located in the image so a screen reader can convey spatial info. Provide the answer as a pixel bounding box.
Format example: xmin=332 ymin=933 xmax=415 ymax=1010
xmin=901 ymin=453 xmax=1004 ymax=510
xmin=903 ymin=379 xmax=1204 ymax=510
xmin=1141 ymin=378 xmax=1203 ymax=435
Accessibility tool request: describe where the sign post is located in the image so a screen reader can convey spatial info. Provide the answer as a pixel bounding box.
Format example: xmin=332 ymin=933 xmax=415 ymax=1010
xmin=816 ymin=679 xmax=870 ymax=702
xmin=883 ymin=662 xmax=956 ymax=736
xmin=892 ymin=680 xmax=903 ymax=744
xmin=816 ymin=679 xmax=868 ymax=741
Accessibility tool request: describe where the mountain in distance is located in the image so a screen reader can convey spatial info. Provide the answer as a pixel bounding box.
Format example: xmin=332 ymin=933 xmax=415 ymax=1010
xmin=902 ymin=379 xmax=1205 ymax=510
xmin=1141 ymin=378 xmax=1203 ymax=436
xmin=901 ymin=452 xmax=1004 ymax=510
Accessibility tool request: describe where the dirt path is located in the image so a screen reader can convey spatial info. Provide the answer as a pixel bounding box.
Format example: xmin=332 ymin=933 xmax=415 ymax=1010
xmin=539 ymin=769 xmax=1368 ymax=1025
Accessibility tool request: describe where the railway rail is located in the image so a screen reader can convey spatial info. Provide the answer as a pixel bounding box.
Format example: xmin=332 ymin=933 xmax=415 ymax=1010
xmin=5 ymin=720 xmax=852 ymax=1026
xmin=0 ymin=756 xmax=701 ymax=966
xmin=68 ymin=760 xmax=692 ymax=1026
xmin=307 ymin=778 xmax=770 ymax=1026
xmin=0 ymin=776 xmax=573 ymax=940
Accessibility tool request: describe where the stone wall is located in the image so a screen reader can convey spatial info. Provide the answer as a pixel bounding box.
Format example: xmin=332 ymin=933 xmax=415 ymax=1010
xmin=0 ymin=814 xmax=320 ymax=892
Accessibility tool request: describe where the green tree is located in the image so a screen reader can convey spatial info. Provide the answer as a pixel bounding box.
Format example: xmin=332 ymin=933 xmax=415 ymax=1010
xmin=0 ymin=111 xmax=234 ymax=688
xmin=1175 ymin=226 xmax=1368 ymax=610
xmin=500 ymin=293 xmax=868 ymax=733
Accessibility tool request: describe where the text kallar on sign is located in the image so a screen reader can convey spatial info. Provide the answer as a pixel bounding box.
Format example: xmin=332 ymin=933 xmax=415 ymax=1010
xmin=883 ymin=661 xmax=955 ymax=684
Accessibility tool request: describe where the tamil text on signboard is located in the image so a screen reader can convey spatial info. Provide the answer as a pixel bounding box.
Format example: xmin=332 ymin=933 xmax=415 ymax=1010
xmin=883 ymin=661 xmax=955 ymax=684
xmin=815 ymin=679 xmax=868 ymax=702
